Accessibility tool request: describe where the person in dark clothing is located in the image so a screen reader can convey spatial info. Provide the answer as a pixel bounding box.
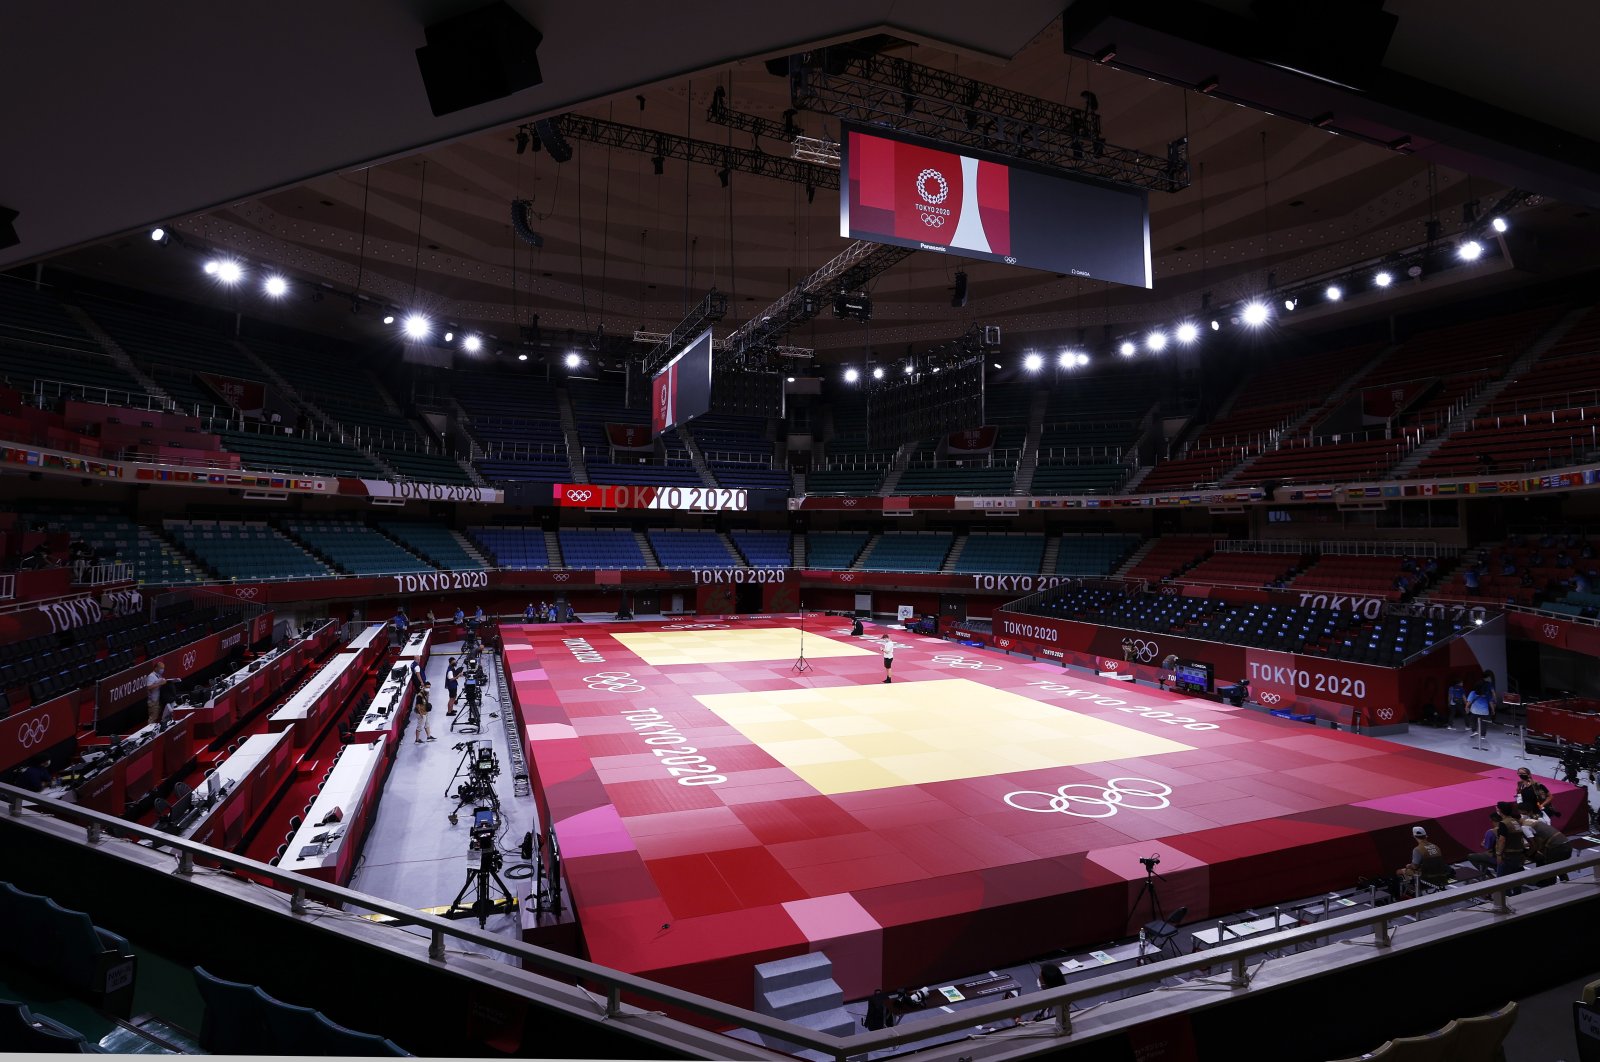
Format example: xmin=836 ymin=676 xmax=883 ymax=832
xmin=1515 ymin=767 xmax=1552 ymax=820
xmin=1494 ymin=802 xmax=1529 ymax=884
xmin=850 ymin=615 xmax=864 ymax=638
xmin=17 ymin=757 xmax=51 ymax=792
xmin=1523 ymin=812 xmax=1572 ymax=880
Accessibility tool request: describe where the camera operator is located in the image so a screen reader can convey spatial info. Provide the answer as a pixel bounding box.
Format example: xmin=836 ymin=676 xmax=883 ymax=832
xmin=414 ymin=680 xmax=436 ymax=743
xmin=445 ymin=656 xmax=460 ymax=716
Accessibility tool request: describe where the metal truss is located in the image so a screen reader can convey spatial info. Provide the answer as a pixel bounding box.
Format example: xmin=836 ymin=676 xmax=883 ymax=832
xmin=790 ymin=49 xmax=1188 ymax=193
xmin=724 ymin=241 xmax=914 ymax=354
xmin=641 ymin=289 xmax=728 ymax=377
xmin=553 ymin=113 xmax=838 ymax=190
xmin=705 ymin=88 xmax=840 ymax=166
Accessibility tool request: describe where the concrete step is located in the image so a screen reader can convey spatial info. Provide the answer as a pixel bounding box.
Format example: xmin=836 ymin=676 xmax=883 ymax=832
xmin=758 ymin=979 xmax=845 ymax=1022
xmin=753 ymin=951 xmax=833 ymax=994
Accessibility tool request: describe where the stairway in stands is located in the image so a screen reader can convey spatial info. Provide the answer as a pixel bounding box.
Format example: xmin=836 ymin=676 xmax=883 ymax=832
xmin=1389 ymin=305 xmax=1592 ymax=477
xmin=63 ymin=304 xmax=171 ymax=405
xmin=1039 ymin=534 xmax=1061 ymax=573
xmin=556 ymin=387 xmax=589 ymax=483
xmin=940 ymin=533 xmax=969 ymax=572
xmin=543 ymin=530 xmax=564 ymax=569
xmin=633 ymin=530 xmax=661 ymax=570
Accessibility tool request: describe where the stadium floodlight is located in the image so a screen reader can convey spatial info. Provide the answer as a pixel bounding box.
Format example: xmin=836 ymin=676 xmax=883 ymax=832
xmin=1373 ymin=271 xmax=1393 ymax=288
xmin=871 ymin=366 xmax=885 ymax=380
xmin=1457 ymin=239 xmax=1484 ymax=261
xmin=462 ymin=335 xmax=482 ymax=353
xmin=1491 ymin=216 xmax=1508 ymax=233
xmin=203 ymin=260 xmax=219 ymax=275
xmin=1209 ymin=319 xmax=1220 ymax=331
xmin=1118 ymin=340 xmax=1136 ymax=357
xmin=1058 ymin=350 xmax=1075 ymax=368
xmin=1283 ymin=297 xmax=1297 ymax=311
xmin=149 ymin=227 xmax=168 ymax=244
xmin=844 ymin=367 xmax=860 ymax=383
xmin=1175 ymin=322 xmax=1199 ymax=344
xmin=403 ymin=313 xmax=431 ymax=340
xmin=382 ymin=314 xmax=395 ymax=324
xmin=1325 ymin=284 xmax=1343 ymax=301
xmin=564 ymin=351 xmax=581 ymax=368
xmin=787 ymin=376 xmax=796 ymax=382
xmin=517 ymin=353 xmax=528 ymax=361
xmin=1242 ymin=301 xmax=1270 ymax=327
xmin=1023 ymin=352 xmax=1044 ymax=372
xmin=1075 ymin=353 xmax=1089 ymax=367
xmin=444 ymin=331 xmax=454 ymax=342
xmin=263 ymin=275 xmax=288 ymax=298
xmin=903 ymin=364 xmax=913 ymax=375
xmin=1146 ymin=330 xmax=1167 ymax=352
xmin=214 ymin=260 xmax=243 ymax=285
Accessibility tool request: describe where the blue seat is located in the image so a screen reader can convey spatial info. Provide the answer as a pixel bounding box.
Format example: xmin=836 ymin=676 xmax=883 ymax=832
xmin=193 ymin=966 xmax=409 ymax=1056
xmin=0 ymin=883 xmax=136 ymax=1017
xmin=0 ymin=998 xmax=96 ymax=1053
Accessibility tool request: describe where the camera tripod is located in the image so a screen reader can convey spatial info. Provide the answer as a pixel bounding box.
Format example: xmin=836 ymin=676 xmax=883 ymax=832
xmin=445 ymin=840 xmax=517 ymax=928
xmin=791 ymin=601 xmax=810 ymax=674
xmin=1128 ymin=856 xmax=1165 ymax=927
xmin=451 ymin=686 xmax=483 ymax=734
xmin=445 ymin=741 xmax=502 ymax=825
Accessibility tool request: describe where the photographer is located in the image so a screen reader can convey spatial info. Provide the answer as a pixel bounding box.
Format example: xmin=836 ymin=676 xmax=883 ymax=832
xmin=445 ymin=657 xmax=460 ymax=716
xmin=414 ymin=681 xmax=436 ymax=743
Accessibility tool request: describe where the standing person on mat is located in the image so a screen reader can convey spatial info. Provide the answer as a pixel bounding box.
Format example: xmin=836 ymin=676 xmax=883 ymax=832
xmin=881 ymin=635 xmax=895 ymax=683
xmin=414 ymin=681 xmax=436 ymax=743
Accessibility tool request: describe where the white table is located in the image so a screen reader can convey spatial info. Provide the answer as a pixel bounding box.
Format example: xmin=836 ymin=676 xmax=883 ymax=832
xmin=269 ymin=652 xmax=360 ymax=728
xmin=209 ymin=732 xmax=288 ymax=796
xmin=397 ymin=628 xmax=432 ymax=663
xmin=1189 ymin=911 xmax=1299 ymax=951
xmin=355 ymin=665 xmax=415 ymax=746
xmin=343 ymin=622 xmax=385 ymax=653
xmin=278 ymin=741 xmax=385 ymax=882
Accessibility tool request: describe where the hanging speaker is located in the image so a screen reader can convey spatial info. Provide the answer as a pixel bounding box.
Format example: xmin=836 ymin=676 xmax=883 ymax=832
xmin=534 ymin=118 xmax=572 ymax=163
xmin=510 ymin=200 xmax=543 ymax=247
xmin=951 ymin=270 xmax=968 ymax=308
xmin=415 ymin=1 xmax=543 ymax=117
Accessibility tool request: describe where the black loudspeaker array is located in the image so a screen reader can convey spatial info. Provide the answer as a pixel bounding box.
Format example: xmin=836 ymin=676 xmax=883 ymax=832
xmin=415 ymin=1 xmax=543 ymax=117
xmin=711 ymin=366 xmax=785 ymax=419
xmin=866 ymin=359 xmax=984 ymax=450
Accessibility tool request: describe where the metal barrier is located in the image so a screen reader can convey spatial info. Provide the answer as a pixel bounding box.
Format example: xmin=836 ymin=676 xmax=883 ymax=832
xmin=2 ymin=776 xmax=1596 ymax=1062
xmin=0 ymin=573 xmax=13 ymax=601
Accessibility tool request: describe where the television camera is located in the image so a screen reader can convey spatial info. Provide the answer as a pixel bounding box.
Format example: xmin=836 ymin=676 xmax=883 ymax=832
xmin=446 ymin=740 xmax=501 ymax=823
xmin=444 ymin=804 xmax=516 ymax=928
xmin=453 ymin=651 xmax=490 ymax=733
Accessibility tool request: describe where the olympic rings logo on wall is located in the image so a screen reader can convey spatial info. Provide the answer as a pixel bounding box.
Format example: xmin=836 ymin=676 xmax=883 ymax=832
xmin=18 ymin=716 xmax=51 ymax=749
xmin=1258 ymin=692 xmax=1283 ymax=706
xmin=551 ymin=573 xmax=571 ymax=582
xmin=233 ymin=588 xmax=259 ymax=599
xmin=931 ymin=653 xmax=1001 ymax=671
xmin=1543 ymin=624 xmax=1560 ymax=639
xmin=566 ymin=488 xmax=594 ymax=502
xmin=584 ymin=672 xmax=645 ymax=693
xmin=1003 ymin=777 xmax=1173 ymax=819
xmin=1128 ymin=639 xmax=1161 ymax=662
xmin=182 ymin=650 xmax=198 ymax=671
xmin=660 ymin=623 xmax=730 ymax=631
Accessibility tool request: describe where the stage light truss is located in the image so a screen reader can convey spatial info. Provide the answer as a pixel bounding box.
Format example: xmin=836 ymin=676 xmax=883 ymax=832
xmin=705 ymin=88 xmax=841 ymax=166
xmin=724 ymin=241 xmax=914 ymax=355
xmin=552 ymin=113 xmax=839 ymax=190
xmin=641 ymin=289 xmax=728 ymax=377
xmin=790 ymin=49 xmax=1189 ymax=193
xmin=632 ymin=329 xmax=814 ymax=362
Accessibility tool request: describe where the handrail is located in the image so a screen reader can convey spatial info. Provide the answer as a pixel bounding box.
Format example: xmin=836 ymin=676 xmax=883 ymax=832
xmin=0 ymin=573 xmax=13 ymax=601
xmin=13 ymin=777 xmax=1588 ymax=1061
xmin=71 ymin=561 xmax=135 ymax=587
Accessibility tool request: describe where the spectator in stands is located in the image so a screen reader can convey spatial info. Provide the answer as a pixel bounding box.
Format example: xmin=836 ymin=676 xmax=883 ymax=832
xmin=1424 ymin=557 xmax=1438 ymax=577
xmin=1500 ymin=559 xmax=1518 ymax=577
xmin=1520 ymin=570 xmax=1535 ymax=589
xmin=414 ymin=681 xmax=435 ymax=743
xmin=444 ymin=657 xmax=459 ymax=715
xmin=1400 ymin=557 xmax=1417 ymax=573
xmin=474 ymin=605 xmax=486 ymax=624
xmin=1393 ymin=574 xmax=1410 ymax=593
xmin=881 ymin=635 xmax=895 ymax=683
xmin=1583 ymin=542 xmax=1595 ymax=560
xmin=1446 ymin=679 xmax=1466 ymax=730
xmin=1463 ymin=568 xmax=1481 ymax=593
xmin=1557 ymin=551 xmax=1572 ymax=568
xmin=1575 ymin=573 xmax=1592 ymax=595
xmin=1515 ymin=767 xmax=1552 ymax=820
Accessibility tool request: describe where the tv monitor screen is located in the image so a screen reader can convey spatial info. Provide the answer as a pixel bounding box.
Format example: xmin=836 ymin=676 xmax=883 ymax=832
xmin=840 ymin=122 xmax=1152 ymax=289
xmin=652 ymin=328 xmax=714 ymax=437
xmin=1173 ymin=660 xmax=1214 ymax=693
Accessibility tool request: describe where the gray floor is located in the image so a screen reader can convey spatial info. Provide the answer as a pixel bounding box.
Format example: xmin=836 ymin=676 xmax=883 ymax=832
xmin=348 ymin=638 xmax=540 ymax=959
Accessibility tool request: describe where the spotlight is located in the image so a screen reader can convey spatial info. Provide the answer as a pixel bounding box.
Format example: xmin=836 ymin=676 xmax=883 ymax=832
xmin=1458 ymin=239 xmax=1484 ymax=261
xmin=1283 ymin=297 xmax=1297 ymax=311
xmin=263 ymin=275 xmax=288 ymax=298
xmin=444 ymin=331 xmax=454 ymax=342
xmin=462 ymin=335 xmax=482 ymax=353
xmin=1325 ymin=284 xmax=1343 ymax=301
xmin=1209 ymin=319 xmax=1220 ymax=331
xmin=1242 ymin=301 xmax=1270 ymax=327
xmin=1374 ymin=271 xmax=1393 ymax=288
xmin=565 ymin=352 xmax=581 ymax=369
xmin=1175 ymin=322 xmax=1199 ymax=344
xmin=1023 ymin=352 xmax=1044 ymax=372
xmin=1146 ymin=331 xmax=1167 ymax=352
xmin=403 ymin=313 xmax=431 ymax=340
xmin=214 ymin=260 xmax=243 ymax=285
xmin=992 ymin=362 xmax=1002 ymax=370
xmin=203 ymin=260 xmax=219 ymax=275
xmin=1058 ymin=350 xmax=1074 ymax=368
xmin=931 ymin=367 xmax=941 ymax=374
xmin=844 ymin=368 xmax=859 ymax=383
xmin=1491 ymin=216 xmax=1508 ymax=233
xmin=903 ymin=364 xmax=913 ymax=375
xmin=1474 ymin=615 xmax=1484 ymax=626
xmin=786 ymin=376 xmax=795 ymax=383
xmin=517 ymin=353 xmax=528 ymax=362
xmin=1119 ymin=341 xmax=1136 ymax=357
xmin=149 ymin=227 xmax=169 ymax=245
xmin=871 ymin=366 xmax=884 ymax=380
xmin=383 ymin=314 xmax=396 ymax=325
xmin=1076 ymin=353 xmax=1089 ymax=367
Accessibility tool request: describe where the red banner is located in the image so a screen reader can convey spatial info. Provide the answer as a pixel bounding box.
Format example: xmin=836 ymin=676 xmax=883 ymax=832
xmin=0 ymin=693 xmax=76 ymax=773
xmin=946 ymin=426 xmax=997 ymax=455
xmin=0 ymin=593 xmax=106 ymax=644
xmin=195 ymin=372 xmax=268 ymax=418
xmin=250 ymin=611 xmax=275 ymax=645
xmin=96 ymin=622 xmax=249 ymax=715
xmin=552 ymin=483 xmax=748 ymax=512
xmin=605 ymin=423 xmax=654 ymax=451
xmin=1361 ymin=377 xmax=1436 ymax=420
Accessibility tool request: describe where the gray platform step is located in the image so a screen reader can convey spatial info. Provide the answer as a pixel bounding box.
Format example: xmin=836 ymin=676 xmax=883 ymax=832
xmin=757 ymin=1006 xmax=858 ymax=1047
xmin=753 ymin=950 xmax=833 ymax=994
xmin=759 ymin=979 xmax=845 ymax=1021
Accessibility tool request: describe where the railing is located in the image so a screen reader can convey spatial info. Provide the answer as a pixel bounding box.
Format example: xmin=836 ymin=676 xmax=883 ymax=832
xmin=1488 ymin=388 xmax=1600 ymax=417
xmin=699 ymin=449 xmax=775 ymax=467
xmin=71 ymin=561 xmax=134 ymax=587
xmin=26 ymin=376 xmax=176 ymax=415
xmin=1320 ymin=540 xmax=1458 ymax=558
xmin=1033 ymin=445 xmax=1123 ymax=465
xmin=31 ymin=758 xmax=1580 ymax=1062
xmin=1216 ymin=539 xmax=1311 ymax=555
xmin=0 ymin=573 xmax=13 ymax=601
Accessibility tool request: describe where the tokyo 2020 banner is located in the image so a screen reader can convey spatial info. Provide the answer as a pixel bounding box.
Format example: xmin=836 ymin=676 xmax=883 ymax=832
xmin=841 ymin=123 xmax=1152 ymax=289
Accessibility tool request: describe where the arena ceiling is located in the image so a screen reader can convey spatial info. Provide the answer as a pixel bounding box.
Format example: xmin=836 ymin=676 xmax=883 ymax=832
xmin=9 ymin=1 xmax=1600 ymax=362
